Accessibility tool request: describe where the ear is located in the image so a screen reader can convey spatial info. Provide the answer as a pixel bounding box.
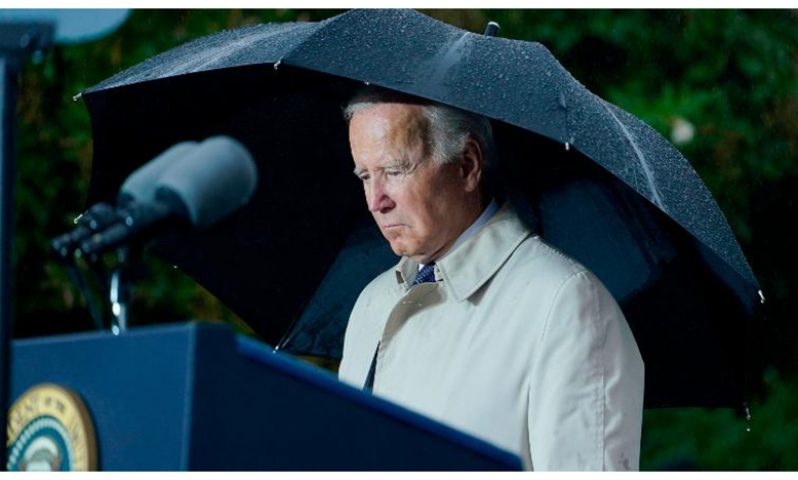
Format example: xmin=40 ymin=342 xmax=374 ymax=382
xmin=460 ymin=137 xmax=483 ymax=193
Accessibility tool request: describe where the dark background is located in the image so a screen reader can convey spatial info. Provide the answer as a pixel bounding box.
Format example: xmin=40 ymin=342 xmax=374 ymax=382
xmin=11 ymin=9 xmax=798 ymax=469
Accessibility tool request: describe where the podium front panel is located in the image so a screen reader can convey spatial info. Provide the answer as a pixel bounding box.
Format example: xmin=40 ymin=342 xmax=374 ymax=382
xmin=11 ymin=322 xmax=521 ymax=471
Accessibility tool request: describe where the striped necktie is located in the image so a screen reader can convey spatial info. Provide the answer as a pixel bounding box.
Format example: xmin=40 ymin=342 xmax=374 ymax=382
xmin=411 ymin=262 xmax=436 ymax=286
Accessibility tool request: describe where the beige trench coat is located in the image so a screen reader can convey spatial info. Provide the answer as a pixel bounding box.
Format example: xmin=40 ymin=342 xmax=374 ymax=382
xmin=338 ymin=204 xmax=644 ymax=470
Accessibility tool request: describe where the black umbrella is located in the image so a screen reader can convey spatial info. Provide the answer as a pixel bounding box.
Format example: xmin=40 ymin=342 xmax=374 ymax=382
xmin=81 ymin=9 xmax=761 ymax=409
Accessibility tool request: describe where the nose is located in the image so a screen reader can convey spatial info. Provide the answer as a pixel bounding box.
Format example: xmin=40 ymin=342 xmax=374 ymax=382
xmin=366 ymin=177 xmax=395 ymax=214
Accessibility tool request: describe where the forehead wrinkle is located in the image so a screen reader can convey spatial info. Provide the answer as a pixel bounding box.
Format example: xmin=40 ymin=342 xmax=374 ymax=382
xmin=386 ymin=104 xmax=432 ymax=160
xmin=349 ymin=103 xmax=432 ymax=172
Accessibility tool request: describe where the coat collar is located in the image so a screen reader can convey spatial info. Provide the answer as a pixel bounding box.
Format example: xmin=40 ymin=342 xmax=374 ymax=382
xmin=394 ymin=203 xmax=532 ymax=302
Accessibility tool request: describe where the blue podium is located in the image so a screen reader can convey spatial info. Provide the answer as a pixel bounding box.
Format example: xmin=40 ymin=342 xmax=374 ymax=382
xmin=9 ymin=322 xmax=520 ymax=470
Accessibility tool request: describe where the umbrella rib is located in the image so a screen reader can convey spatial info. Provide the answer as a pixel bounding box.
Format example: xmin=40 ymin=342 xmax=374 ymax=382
xmin=424 ymin=32 xmax=471 ymax=90
xmin=160 ymin=25 xmax=295 ymax=78
xmin=601 ymin=101 xmax=665 ymax=212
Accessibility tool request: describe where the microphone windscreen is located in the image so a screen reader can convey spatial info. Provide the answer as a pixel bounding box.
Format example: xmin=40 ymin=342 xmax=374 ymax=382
xmin=118 ymin=141 xmax=198 ymax=206
xmin=153 ymin=136 xmax=258 ymax=229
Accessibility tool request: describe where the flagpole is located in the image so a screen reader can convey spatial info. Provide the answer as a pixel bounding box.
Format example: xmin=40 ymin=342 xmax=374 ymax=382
xmin=0 ymin=23 xmax=53 ymax=469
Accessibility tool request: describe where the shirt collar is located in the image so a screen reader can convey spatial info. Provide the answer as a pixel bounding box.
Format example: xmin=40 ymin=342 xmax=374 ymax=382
xmin=395 ymin=203 xmax=532 ymax=301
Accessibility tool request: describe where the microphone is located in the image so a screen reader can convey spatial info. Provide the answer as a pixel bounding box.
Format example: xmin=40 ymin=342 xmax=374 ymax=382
xmin=154 ymin=135 xmax=258 ymax=229
xmin=51 ymin=202 xmax=119 ymax=259
xmin=50 ymin=141 xmax=199 ymax=259
xmin=117 ymin=141 xmax=198 ymax=206
xmin=79 ymin=136 xmax=258 ymax=256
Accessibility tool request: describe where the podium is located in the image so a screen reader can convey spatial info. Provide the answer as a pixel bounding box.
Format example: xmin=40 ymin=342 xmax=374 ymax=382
xmin=9 ymin=322 xmax=521 ymax=470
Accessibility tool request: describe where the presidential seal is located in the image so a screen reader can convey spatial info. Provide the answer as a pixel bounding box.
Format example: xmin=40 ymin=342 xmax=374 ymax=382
xmin=6 ymin=384 xmax=98 ymax=471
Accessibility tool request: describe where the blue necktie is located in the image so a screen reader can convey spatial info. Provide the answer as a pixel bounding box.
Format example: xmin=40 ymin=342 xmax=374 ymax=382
xmin=412 ymin=262 xmax=436 ymax=286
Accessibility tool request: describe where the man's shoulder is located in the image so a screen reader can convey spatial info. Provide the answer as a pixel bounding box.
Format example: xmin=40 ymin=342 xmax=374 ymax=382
xmin=509 ymin=234 xmax=588 ymax=282
xmin=359 ymin=264 xmax=399 ymax=296
xmin=476 ymin=202 xmax=587 ymax=284
xmin=507 ymin=234 xmax=621 ymax=317
xmin=350 ymin=264 xmax=401 ymax=315
xmin=340 ymin=265 xmax=398 ymax=387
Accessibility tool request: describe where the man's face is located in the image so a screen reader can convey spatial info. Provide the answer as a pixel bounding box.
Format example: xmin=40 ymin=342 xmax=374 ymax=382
xmin=349 ymin=103 xmax=479 ymax=264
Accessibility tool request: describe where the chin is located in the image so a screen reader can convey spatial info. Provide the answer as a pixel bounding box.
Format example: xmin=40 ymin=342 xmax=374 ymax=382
xmin=388 ymin=240 xmax=415 ymax=258
xmin=389 ymin=244 xmax=409 ymax=257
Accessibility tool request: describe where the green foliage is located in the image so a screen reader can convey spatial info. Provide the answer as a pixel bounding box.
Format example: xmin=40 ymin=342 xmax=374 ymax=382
xmin=642 ymin=370 xmax=798 ymax=470
xmin=488 ymin=10 xmax=798 ymax=243
xmin=11 ymin=9 xmax=798 ymax=469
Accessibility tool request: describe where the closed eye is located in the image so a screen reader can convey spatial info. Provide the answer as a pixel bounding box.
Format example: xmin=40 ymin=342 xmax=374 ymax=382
xmin=384 ymin=159 xmax=413 ymax=177
xmin=353 ymin=169 xmax=369 ymax=181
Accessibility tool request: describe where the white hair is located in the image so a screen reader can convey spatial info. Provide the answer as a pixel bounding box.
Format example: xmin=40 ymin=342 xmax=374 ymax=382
xmin=343 ymin=87 xmax=495 ymax=168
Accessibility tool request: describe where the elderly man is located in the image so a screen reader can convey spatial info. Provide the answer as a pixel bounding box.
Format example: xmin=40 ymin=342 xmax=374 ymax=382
xmin=337 ymin=88 xmax=644 ymax=471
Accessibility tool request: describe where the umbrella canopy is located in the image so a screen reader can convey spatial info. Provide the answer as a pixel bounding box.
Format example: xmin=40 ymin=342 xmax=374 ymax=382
xmin=82 ymin=9 xmax=761 ymax=409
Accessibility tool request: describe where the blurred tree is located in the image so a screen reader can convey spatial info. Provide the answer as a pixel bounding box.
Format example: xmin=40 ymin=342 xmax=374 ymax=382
xmin=11 ymin=8 xmax=798 ymax=470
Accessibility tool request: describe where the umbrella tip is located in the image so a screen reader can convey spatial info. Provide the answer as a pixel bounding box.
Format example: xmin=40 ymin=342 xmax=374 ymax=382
xmin=483 ymin=21 xmax=500 ymax=37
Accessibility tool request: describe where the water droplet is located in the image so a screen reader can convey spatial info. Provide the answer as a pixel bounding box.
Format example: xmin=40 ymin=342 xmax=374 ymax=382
xmin=273 ymin=59 xmax=281 ymax=70
xmin=758 ymin=290 xmax=766 ymax=304
xmin=746 ymin=426 xmax=751 ymax=433
xmin=565 ymin=142 xmax=570 ymax=151
xmin=72 ymin=92 xmax=83 ymax=102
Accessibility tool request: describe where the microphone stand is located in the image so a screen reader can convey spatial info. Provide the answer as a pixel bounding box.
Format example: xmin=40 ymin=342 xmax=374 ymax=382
xmin=108 ymin=243 xmax=147 ymax=336
xmin=63 ymin=260 xmax=105 ymax=331
xmin=109 ymin=246 xmax=134 ymax=335
xmin=0 ymin=22 xmax=53 ymax=469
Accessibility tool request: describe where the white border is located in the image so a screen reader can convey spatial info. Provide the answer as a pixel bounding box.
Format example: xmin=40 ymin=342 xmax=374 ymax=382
xmin=0 ymin=2 xmax=792 ymax=10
